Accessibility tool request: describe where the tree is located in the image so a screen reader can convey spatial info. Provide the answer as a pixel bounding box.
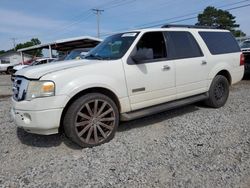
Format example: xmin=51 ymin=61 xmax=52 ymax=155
xmin=196 ymin=6 xmax=246 ymax=37
xmin=0 ymin=50 xmax=5 ymax=55
xmin=15 ymin=38 xmax=43 ymax=57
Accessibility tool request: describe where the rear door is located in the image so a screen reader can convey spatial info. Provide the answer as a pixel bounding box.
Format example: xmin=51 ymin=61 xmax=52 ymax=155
xmin=164 ymin=31 xmax=207 ymax=99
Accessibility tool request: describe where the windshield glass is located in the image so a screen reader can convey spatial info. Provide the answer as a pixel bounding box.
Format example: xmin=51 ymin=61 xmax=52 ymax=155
xmin=65 ymin=49 xmax=87 ymax=60
xmin=85 ymin=32 xmax=139 ymax=60
xmin=31 ymin=60 xmax=41 ymax=66
xmin=240 ymin=41 xmax=250 ymax=48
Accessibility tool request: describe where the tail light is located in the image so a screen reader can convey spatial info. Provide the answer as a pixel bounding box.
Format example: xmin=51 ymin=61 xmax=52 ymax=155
xmin=240 ymin=53 xmax=245 ymax=66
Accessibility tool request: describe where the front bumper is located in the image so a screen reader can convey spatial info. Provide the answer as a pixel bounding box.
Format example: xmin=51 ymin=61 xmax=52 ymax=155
xmin=10 ymin=107 xmax=63 ymax=135
xmin=11 ymin=95 xmax=69 ymax=135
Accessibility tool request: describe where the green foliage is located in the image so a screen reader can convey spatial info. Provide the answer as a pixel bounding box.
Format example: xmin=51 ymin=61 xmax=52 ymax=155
xmin=232 ymin=30 xmax=246 ymax=37
xmin=196 ymin=6 xmax=246 ymax=37
xmin=0 ymin=50 xmax=5 ymax=55
xmin=15 ymin=38 xmax=43 ymax=57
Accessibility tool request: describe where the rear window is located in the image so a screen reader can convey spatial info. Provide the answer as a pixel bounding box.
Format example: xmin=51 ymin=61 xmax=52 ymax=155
xmin=199 ymin=31 xmax=240 ymax=55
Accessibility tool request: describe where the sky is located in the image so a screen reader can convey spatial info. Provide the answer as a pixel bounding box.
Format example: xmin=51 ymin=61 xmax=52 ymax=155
xmin=0 ymin=0 xmax=249 ymax=51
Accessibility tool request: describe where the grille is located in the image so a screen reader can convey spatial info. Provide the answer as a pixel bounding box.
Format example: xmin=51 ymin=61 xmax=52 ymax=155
xmin=12 ymin=77 xmax=29 ymax=101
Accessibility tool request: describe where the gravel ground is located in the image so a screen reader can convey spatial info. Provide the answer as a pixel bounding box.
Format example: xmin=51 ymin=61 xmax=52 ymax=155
xmin=0 ymin=74 xmax=12 ymax=96
xmin=0 ymin=76 xmax=250 ymax=188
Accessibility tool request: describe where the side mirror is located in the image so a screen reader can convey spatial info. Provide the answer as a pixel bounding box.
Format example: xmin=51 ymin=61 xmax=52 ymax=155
xmin=131 ymin=48 xmax=153 ymax=63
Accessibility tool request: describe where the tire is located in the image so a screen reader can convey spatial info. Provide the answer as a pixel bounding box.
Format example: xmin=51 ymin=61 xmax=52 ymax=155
xmin=63 ymin=93 xmax=119 ymax=148
xmin=6 ymin=67 xmax=14 ymax=75
xmin=205 ymin=75 xmax=229 ymax=108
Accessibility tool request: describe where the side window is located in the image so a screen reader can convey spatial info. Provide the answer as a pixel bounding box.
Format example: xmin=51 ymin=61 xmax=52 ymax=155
xmin=164 ymin=31 xmax=203 ymax=60
xmin=199 ymin=31 xmax=240 ymax=55
xmin=136 ymin=32 xmax=167 ymax=60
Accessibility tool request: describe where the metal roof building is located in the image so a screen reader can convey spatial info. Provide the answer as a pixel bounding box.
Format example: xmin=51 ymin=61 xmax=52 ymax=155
xmin=17 ymin=36 xmax=102 ymax=63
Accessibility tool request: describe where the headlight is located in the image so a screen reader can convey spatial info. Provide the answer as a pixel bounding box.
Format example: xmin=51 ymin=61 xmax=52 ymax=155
xmin=26 ymin=81 xmax=55 ymax=100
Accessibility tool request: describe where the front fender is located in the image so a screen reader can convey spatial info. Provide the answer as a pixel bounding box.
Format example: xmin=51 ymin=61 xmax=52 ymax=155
xmin=61 ymin=74 xmax=124 ymax=99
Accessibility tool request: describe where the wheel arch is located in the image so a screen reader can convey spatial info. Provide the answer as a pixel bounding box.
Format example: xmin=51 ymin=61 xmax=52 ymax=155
xmin=59 ymin=87 xmax=121 ymax=133
xmin=208 ymin=62 xmax=232 ymax=87
xmin=216 ymin=69 xmax=232 ymax=85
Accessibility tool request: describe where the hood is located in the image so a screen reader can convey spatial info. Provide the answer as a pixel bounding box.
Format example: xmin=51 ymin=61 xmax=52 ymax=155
xmin=14 ymin=59 xmax=97 ymax=79
xmin=13 ymin=65 xmax=28 ymax=71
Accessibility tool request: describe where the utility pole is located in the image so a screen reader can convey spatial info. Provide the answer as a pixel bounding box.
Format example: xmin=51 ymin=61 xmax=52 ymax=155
xmin=10 ymin=38 xmax=17 ymax=50
xmin=92 ymin=9 xmax=104 ymax=38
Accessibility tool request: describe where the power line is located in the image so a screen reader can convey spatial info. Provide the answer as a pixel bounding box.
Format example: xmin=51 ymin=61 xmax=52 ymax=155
xmin=48 ymin=0 xmax=136 ymax=39
xmin=13 ymin=0 xmax=129 ymax=41
xmin=104 ymin=0 xmax=136 ymax=10
xmin=100 ymin=2 xmax=250 ymax=37
xmin=135 ymin=0 xmax=250 ymax=29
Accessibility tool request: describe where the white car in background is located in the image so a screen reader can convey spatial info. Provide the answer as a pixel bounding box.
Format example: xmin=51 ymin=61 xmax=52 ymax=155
xmin=240 ymin=40 xmax=250 ymax=52
xmin=13 ymin=58 xmax=56 ymax=73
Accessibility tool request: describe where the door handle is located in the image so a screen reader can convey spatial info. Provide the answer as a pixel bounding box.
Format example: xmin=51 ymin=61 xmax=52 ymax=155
xmin=162 ymin=65 xmax=170 ymax=71
xmin=201 ymin=61 xmax=207 ymax=65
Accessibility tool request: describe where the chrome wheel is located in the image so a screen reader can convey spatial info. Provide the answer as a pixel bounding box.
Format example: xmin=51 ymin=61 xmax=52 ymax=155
xmin=75 ymin=99 xmax=116 ymax=145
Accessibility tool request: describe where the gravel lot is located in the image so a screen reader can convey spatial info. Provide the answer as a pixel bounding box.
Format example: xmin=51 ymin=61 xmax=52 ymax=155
xmin=0 ymin=74 xmax=12 ymax=97
xmin=0 ymin=75 xmax=250 ymax=188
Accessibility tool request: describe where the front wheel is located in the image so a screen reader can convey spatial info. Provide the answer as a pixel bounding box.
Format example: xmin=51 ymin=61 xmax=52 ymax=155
xmin=63 ymin=93 xmax=119 ymax=148
xmin=205 ymin=75 xmax=229 ymax=108
xmin=6 ymin=67 xmax=14 ymax=75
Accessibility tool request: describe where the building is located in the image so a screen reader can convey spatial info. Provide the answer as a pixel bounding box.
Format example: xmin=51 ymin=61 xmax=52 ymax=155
xmin=0 ymin=51 xmax=32 ymax=65
xmin=17 ymin=36 xmax=102 ymax=63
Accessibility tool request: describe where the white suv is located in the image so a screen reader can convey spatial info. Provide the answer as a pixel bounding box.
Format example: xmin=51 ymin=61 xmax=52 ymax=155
xmin=11 ymin=25 xmax=244 ymax=147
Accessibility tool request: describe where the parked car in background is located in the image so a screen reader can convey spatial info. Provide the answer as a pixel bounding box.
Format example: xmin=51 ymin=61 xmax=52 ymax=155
xmin=13 ymin=58 xmax=56 ymax=73
xmin=11 ymin=25 xmax=244 ymax=148
xmin=64 ymin=48 xmax=92 ymax=60
xmin=240 ymin=40 xmax=250 ymax=51
xmin=0 ymin=61 xmax=12 ymax=74
xmin=240 ymin=40 xmax=250 ymax=73
xmin=0 ymin=59 xmax=22 ymax=74
xmin=0 ymin=51 xmax=32 ymax=74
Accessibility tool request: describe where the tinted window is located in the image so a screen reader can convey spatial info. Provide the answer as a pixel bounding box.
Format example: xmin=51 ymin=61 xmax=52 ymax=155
xmin=199 ymin=31 xmax=240 ymax=55
xmin=164 ymin=31 xmax=203 ymax=60
xmin=136 ymin=32 xmax=167 ymax=60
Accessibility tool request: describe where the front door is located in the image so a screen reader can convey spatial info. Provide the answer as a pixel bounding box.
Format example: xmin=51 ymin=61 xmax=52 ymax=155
xmin=123 ymin=32 xmax=176 ymax=111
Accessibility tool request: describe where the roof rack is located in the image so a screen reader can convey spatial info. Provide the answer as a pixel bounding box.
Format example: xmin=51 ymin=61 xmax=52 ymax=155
xmin=161 ymin=24 xmax=217 ymax=29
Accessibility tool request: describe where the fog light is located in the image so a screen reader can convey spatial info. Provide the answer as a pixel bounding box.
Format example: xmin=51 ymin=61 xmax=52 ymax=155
xmin=23 ymin=113 xmax=31 ymax=124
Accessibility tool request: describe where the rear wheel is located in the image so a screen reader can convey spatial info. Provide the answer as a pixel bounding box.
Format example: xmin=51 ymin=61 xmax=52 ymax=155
xmin=205 ymin=75 xmax=229 ymax=108
xmin=63 ymin=93 xmax=119 ymax=148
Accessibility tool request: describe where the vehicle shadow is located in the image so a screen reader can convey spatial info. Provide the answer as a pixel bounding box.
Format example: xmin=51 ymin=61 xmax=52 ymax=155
xmin=16 ymin=104 xmax=200 ymax=149
xmin=118 ymin=104 xmax=200 ymax=132
xmin=16 ymin=127 xmax=63 ymax=148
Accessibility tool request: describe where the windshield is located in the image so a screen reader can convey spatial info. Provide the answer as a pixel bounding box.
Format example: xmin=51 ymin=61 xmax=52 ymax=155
xmin=240 ymin=41 xmax=250 ymax=48
xmin=30 ymin=59 xmax=54 ymax=66
xmin=65 ymin=49 xmax=90 ymax=60
xmin=85 ymin=32 xmax=139 ymax=60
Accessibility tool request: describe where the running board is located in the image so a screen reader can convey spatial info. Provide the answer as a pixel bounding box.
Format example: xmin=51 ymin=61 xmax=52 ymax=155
xmin=120 ymin=93 xmax=209 ymax=121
